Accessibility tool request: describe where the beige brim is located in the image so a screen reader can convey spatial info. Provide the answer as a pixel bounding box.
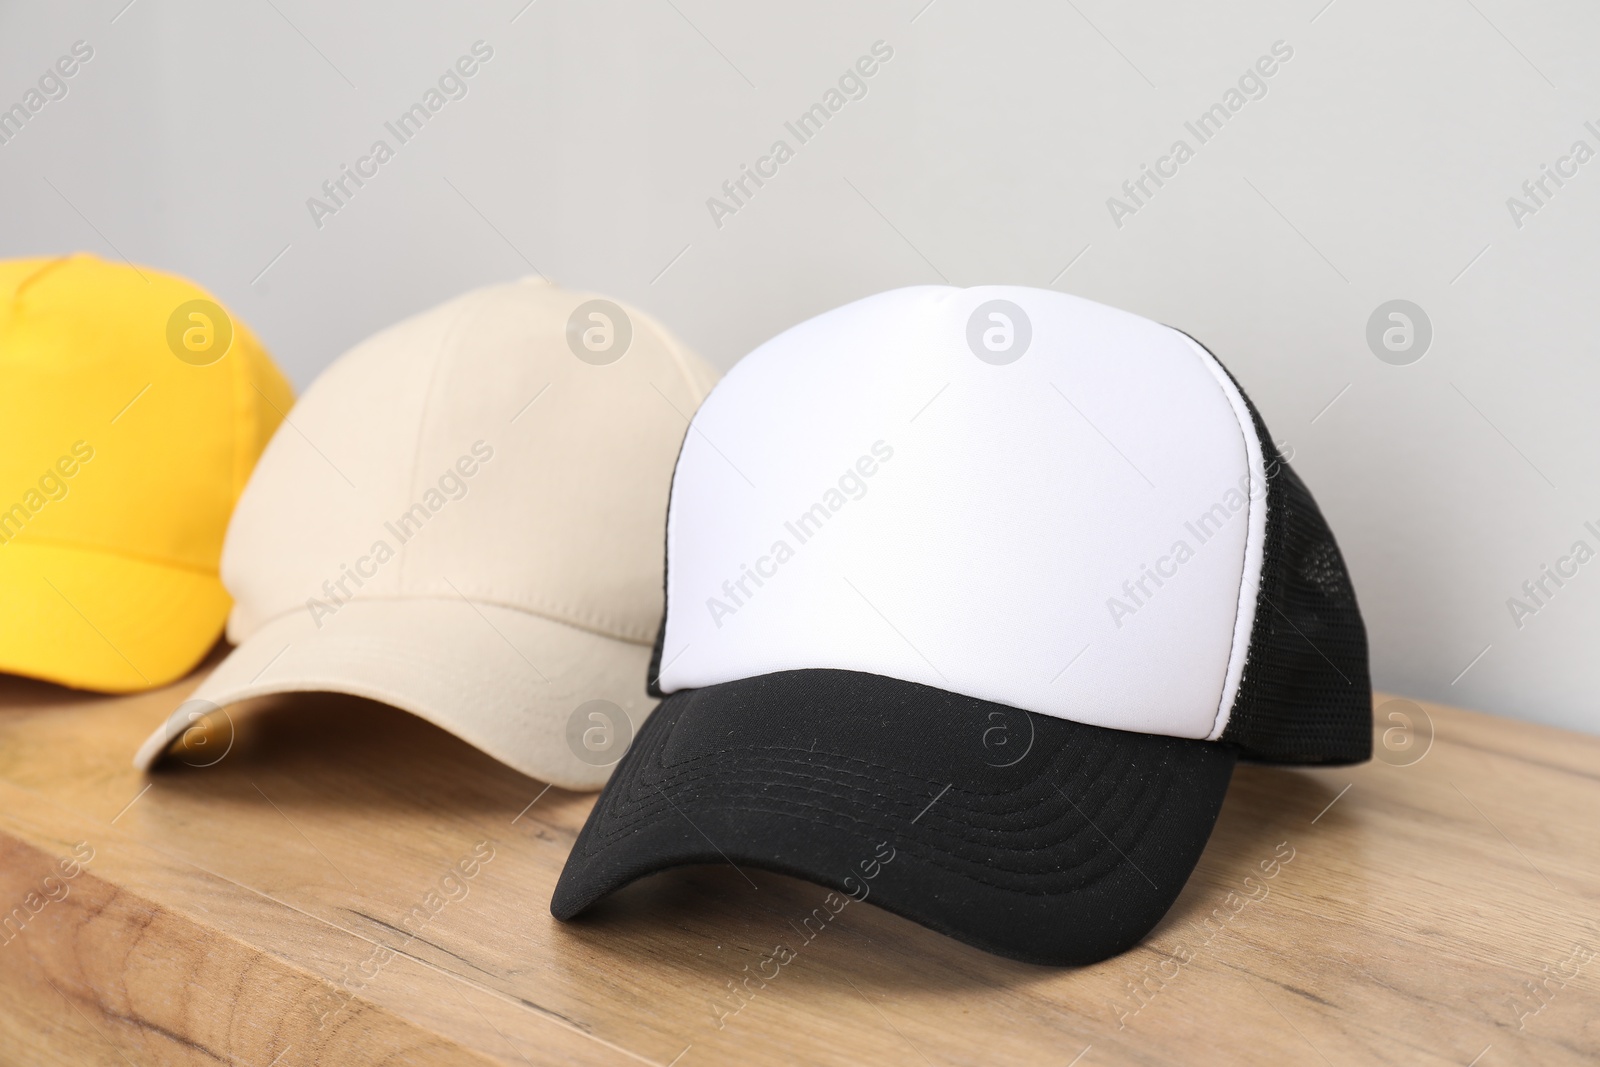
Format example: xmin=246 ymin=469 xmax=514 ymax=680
xmin=132 ymin=596 xmax=654 ymax=790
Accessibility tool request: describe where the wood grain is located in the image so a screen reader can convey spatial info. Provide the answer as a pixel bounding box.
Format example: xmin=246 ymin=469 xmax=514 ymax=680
xmin=1 ymin=652 xmax=1596 ymax=1066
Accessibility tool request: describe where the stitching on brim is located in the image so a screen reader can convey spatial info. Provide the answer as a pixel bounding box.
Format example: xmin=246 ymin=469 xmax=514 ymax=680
xmin=584 ymin=728 xmax=1184 ymax=894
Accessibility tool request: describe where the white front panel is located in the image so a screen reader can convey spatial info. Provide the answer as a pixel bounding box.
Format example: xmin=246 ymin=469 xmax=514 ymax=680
xmin=658 ymin=286 xmax=1265 ymax=741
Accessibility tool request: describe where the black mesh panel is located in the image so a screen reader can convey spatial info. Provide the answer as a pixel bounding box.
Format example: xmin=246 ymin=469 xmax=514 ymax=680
xmin=1181 ymin=332 xmax=1372 ymax=764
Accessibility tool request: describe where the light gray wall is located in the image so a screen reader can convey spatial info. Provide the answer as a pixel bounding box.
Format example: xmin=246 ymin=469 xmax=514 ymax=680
xmin=4 ymin=0 xmax=1598 ymax=733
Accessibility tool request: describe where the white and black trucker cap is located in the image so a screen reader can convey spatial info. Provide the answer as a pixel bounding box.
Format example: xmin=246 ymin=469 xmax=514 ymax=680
xmin=552 ymin=285 xmax=1370 ymax=964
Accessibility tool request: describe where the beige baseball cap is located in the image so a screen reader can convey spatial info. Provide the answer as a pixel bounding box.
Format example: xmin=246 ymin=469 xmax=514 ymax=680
xmin=133 ymin=277 xmax=717 ymax=789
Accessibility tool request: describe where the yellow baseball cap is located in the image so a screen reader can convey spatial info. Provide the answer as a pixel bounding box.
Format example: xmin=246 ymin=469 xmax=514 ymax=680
xmin=0 ymin=253 xmax=293 ymax=692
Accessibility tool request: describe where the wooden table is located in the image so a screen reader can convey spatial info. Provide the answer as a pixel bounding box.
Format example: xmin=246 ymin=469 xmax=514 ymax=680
xmin=1 ymin=652 xmax=1596 ymax=1066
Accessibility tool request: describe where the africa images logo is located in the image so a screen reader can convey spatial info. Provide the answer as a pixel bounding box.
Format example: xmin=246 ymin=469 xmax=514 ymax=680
xmin=966 ymin=300 xmax=1032 ymax=365
xmin=565 ymin=299 xmax=633 ymax=365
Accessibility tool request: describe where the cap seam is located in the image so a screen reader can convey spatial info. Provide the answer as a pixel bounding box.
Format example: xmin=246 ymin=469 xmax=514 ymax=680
xmin=229 ymin=322 xmax=253 ymax=516
xmin=439 ymin=585 xmax=655 ymax=644
xmin=8 ymin=255 xmax=76 ymax=305
xmin=597 ymin=787 xmax=1127 ymax=871
xmin=616 ymin=734 xmax=1154 ymax=818
xmin=0 ymin=535 xmax=221 ymax=576
xmin=643 ymin=308 xmax=715 ymax=689
xmin=634 ymin=304 xmax=715 ymax=405
xmin=593 ymin=749 xmax=1175 ymax=895
xmin=1173 ymin=331 xmax=1261 ymax=742
xmin=397 ymin=288 xmax=500 ymax=591
xmin=237 ymin=593 xmax=653 ymax=647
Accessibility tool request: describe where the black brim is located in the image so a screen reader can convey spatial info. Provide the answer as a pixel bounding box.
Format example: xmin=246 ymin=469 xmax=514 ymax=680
xmin=552 ymin=669 xmax=1235 ymax=966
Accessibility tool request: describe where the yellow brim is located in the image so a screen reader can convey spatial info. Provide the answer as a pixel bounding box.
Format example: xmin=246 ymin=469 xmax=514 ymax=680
xmin=0 ymin=540 xmax=229 ymax=693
